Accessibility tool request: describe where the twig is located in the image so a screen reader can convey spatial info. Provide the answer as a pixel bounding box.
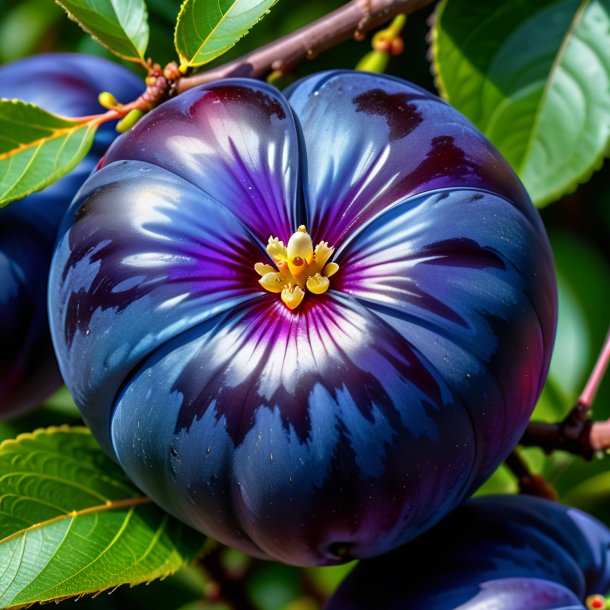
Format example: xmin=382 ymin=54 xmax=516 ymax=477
xmin=71 ymin=0 xmax=434 ymax=128
xmin=579 ymin=326 xmax=610 ymax=410
xmin=176 ymin=0 xmax=436 ymax=93
xmin=504 ymin=450 xmax=558 ymax=500
xmin=520 ymin=405 xmax=594 ymax=459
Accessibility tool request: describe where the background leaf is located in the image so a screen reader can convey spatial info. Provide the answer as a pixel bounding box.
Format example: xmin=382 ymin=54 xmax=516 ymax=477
xmin=0 ymin=0 xmax=64 ymax=62
xmin=431 ymin=0 xmax=610 ymax=207
xmin=55 ymin=0 xmax=149 ymax=62
xmin=0 ymin=99 xmax=97 ymax=207
xmin=0 ymin=427 xmax=205 ymax=608
xmin=175 ymin=0 xmax=280 ymax=68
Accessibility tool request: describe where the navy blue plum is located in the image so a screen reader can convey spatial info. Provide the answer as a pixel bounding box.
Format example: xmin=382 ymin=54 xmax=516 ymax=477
xmin=49 ymin=71 xmax=557 ymax=565
xmin=0 ymin=53 xmax=142 ymax=417
xmin=326 ymin=494 xmax=610 ymax=609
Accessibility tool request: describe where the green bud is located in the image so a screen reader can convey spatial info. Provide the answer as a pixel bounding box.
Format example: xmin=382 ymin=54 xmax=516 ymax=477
xmin=355 ymin=50 xmax=390 ymax=73
xmin=116 ymin=109 xmax=144 ymax=133
xmin=98 ymin=91 xmax=118 ymax=109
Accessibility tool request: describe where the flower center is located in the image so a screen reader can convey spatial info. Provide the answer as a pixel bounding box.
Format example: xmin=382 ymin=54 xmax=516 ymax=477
xmin=255 ymin=225 xmax=339 ymax=310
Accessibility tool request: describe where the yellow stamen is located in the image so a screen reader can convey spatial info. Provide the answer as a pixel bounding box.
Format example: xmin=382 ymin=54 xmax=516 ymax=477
xmin=313 ymin=241 xmax=333 ymax=269
xmin=267 ymin=237 xmax=287 ymax=262
xmin=256 ymin=226 xmax=339 ymax=310
xmin=255 ymin=262 xmax=276 ymax=276
xmin=281 ymin=284 xmax=305 ymax=309
xmin=259 ymin=272 xmax=285 ymax=293
xmin=306 ymin=273 xmax=330 ymax=294
xmin=323 ymin=262 xmax=339 ymax=277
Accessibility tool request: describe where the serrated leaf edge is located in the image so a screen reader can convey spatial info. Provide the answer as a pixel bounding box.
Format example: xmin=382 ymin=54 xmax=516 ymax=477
xmin=0 ymin=424 xmax=90 ymax=452
xmin=429 ymin=0 xmax=610 ymax=207
xmin=54 ymin=0 xmax=149 ymax=64
xmin=535 ymin=141 xmax=610 ymax=207
xmin=429 ymin=0 xmax=449 ymax=100
xmin=175 ymin=0 xmax=277 ymax=68
xmin=3 ymin=520 xmax=198 ymax=610
xmin=0 ymin=426 xmax=201 ymax=609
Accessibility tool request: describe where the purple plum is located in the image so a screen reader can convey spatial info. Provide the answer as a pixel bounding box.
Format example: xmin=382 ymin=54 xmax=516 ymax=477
xmin=0 ymin=53 xmax=142 ymax=417
xmin=49 ymin=71 xmax=557 ymax=565
xmin=326 ymin=494 xmax=610 ymax=609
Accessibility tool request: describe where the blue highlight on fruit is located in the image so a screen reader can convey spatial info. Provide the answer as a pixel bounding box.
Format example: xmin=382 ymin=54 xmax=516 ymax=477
xmin=49 ymin=71 xmax=557 ymax=565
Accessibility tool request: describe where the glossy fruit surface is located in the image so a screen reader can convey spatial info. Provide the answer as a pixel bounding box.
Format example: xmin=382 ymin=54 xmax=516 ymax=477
xmin=326 ymin=494 xmax=610 ymax=609
xmin=49 ymin=71 xmax=557 ymax=565
xmin=0 ymin=53 xmax=142 ymax=417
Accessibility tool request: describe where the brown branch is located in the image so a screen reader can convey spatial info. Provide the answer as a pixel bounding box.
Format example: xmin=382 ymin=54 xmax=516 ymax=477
xmin=70 ymin=0 xmax=435 ymax=129
xmin=176 ymin=0 xmax=436 ymax=93
xmin=504 ymin=450 xmax=558 ymax=500
xmin=520 ymin=405 xmax=594 ymax=459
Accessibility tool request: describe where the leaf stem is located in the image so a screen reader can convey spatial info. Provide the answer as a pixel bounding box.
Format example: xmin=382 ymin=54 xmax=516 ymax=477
xmin=176 ymin=0 xmax=436 ymax=93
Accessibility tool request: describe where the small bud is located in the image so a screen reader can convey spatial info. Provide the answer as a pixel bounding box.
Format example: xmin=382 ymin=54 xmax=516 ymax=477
xmin=355 ymin=50 xmax=390 ymax=73
xmin=98 ymin=91 xmax=118 ymax=109
xmin=390 ymin=37 xmax=405 ymax=56
xmin=371 ymin=33 xmax=392 ymax=53
xmin=163 ymin=62 xmax=181 ymax=81
xmin=266 ymin=69 xmax=284 ymax=86
xmin=116 ymin=109 xmax=144 ymax=133
xmin=585 ymin=594 xmax=607 ymax=610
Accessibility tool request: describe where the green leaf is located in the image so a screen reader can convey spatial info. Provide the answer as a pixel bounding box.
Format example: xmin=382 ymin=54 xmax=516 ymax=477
xmin=0 ymin=427 xmax=205 ymax=608
xmin=0 ymin=99 xmax=97 ymax=207
xmin=175 ymin=0 xmax=280 ymax=68
xmin=55 ymin=0 xmax=149 ymax=63
xmin=432 ymin=0 xmax=610 ymax=207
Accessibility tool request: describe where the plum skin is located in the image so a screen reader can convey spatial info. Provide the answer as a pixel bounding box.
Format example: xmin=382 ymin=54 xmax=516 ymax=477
xmin=0 ymin=53 xmax=142 ymax=418
xmin=49 ymin=70 xmax=557 ymax=565
xmin=326 ymin=494 xmax=610 ymax=610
